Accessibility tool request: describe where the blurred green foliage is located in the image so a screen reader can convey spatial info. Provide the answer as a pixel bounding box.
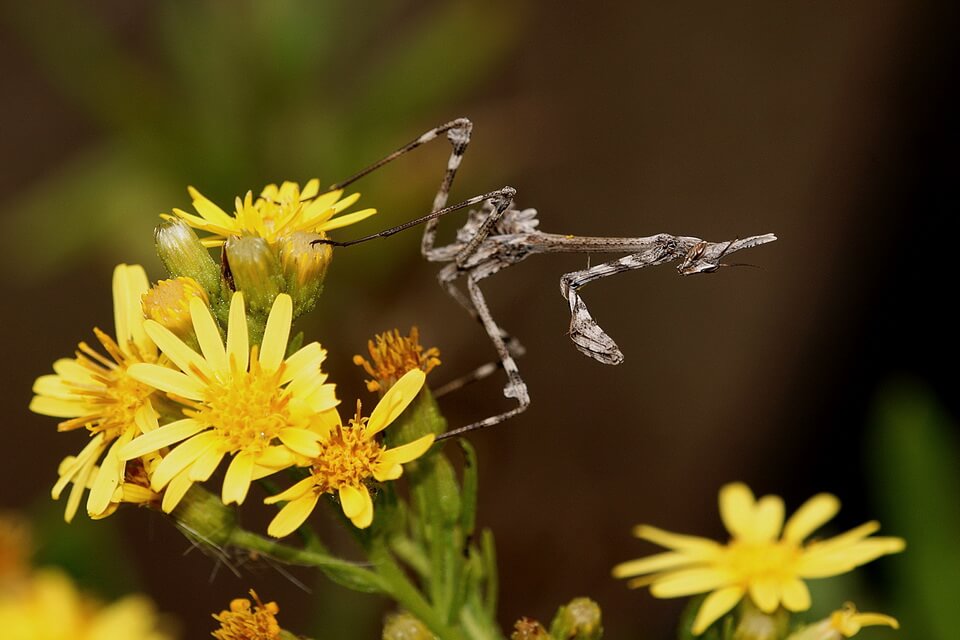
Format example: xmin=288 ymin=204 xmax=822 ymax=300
xmin=869 ymin=380 xmax=960 ymax=640
xmin=1 ymin=0 xmax=524 ymax=279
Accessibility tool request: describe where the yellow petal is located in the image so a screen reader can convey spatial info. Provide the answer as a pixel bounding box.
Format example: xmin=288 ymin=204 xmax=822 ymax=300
xmin=301 ymin=179 xmax=320 ymax=200
xmin=719 ymin=482 xmax=756 ymax=540
xmin=63 ymin=455 xmax=98 ymax=523
xmin=53 ymin=435 xmax=106 ymax=498
xmin=278 ymin=427 xmax=320 ymax=457
xmin=309 ymin=407 xmax=342 ymax=439
xmin=268 ymin=493 xmax=320 ymax=538
xmin=749 ymin=495 xmax=785 ymax=543
xmin=259 ymin=294 xmax=292 ymax=373
xmin=188 ymin=186 xmax=237 ymax=228
xmin=225 ymin=292 xmax=249 ymax=372
xmin=133 ymin=402 xmax=160 ymax=434
xmin=189 ymin=447 xmax=226 ymax=482
xmin=264 ymin=476 xmax=317 ymax=505
xmin=798 ymin=538 xmax=906 ymax=578
xmin=281 ymin=342 xmax=327 ymax=385
xmin=29 ymin=396 xmax=87 ymax=419
xmin=748 ymin=577 xmax=781 ymax=613
xmin=113 ymin=264 xmax=152 ymax=358
xmin=86 ymin=434 xmax=131 ymax=515
xmin=307 ymin=188 xmax=344 ymax=212
xmin=190 ymin=297 xmax=227 ymax=373
xmin=632 ymin=525 xmax=722 ymax=557
xmin=351 ymin=490 xmax=374 ymax=528
xmin=254 ymin=446 xmax=297 ymax=470
xmin=142 ymin=320 xmax=213 ymax=382
xmin=53 ymin=357 xmax=94 ymax=384
xmin=366 ymin=369 xmax=425 ymax=436
xmin=612 ymin=551 xmax=698 ymax=579
xmin=151 ymin=431 xmax=220 ymax=489
xmin=318 ymin=208 xmax=377 ymax=232
xmin=222 ymin=452 xmax=255 ymax=505
xmin=783 ymin=493 xmax=840 ymax=543
xmin=374 ymin=435 xmax=435 ymax=481
xmin=691 ymin=586 xmax=744 ymax=635
xmin=119 ymin=418 xmax=205 ymax=460
xmin=127 ymin=363 xmax=205 ymax=400
xmin=650 ymin=568 xmax=732 ymax=598
xmin=779 ymin=578 xmax=811 ymax=611
xmin=331 ymin=192 xmax=361 ymax=212
xmin=339 ymin=484 xmax=366 ymax=519
xmin=162 ymin=469 xmax=195 ymax=513
xmin=32 ymin=374 xmax=75 ymax=400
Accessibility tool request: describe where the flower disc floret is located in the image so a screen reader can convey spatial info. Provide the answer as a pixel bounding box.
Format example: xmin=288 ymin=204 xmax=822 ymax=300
xmin=613 ymin=483 xmax=905 ymax=636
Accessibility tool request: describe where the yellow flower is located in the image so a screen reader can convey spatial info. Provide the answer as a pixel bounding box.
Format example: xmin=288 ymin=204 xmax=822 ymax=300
xmin=786 ymin=603 xmax=899 ymax=640
xmin=265 ymin=369 xmax=434 ymax=534
xmin=141 ymin=276 xmax=209 ymax=338
xmin=119 ymin=292 xmax=338 ymax=512
xmin=29 ymin=264 xmax=162 ymax=522
xmin=212 ymin=590 xmax=281 ymax=640
xmin=0 ymin=568 xmax=173 ymax=640
xmin=169 ymin=179 xmax=376 ymax=247
xmin=353 ymin=327 xmax=441 ymax=393
xmin=612 ymin=483 xmax=905 ymax=635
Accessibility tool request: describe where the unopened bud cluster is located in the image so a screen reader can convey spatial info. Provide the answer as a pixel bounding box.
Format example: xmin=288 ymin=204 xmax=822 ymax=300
xmin=154 ymin=219 xmax=333 ymax=339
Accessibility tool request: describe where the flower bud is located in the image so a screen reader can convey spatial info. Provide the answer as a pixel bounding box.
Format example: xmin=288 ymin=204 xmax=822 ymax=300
xmin=141 ymin=277 xmax=209 ymax=340
xmin=224 ymin=235 xmax=283 ymax=314
xmin=278 ymin=231 xmax=332 ymax=316
xmin=154 ymin=219 xmax=221 ymax=295
xmin=382 ymin=612 xmax=436 ymax=640
xmin=169 ymin=485 xmax=237 ymax=549
xmin=734 ymin=605 xmax=785 ymax=640
xmin=550 ymin=597 xmax=603 ymax=640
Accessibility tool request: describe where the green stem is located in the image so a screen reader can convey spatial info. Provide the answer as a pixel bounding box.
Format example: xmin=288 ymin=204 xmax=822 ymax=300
xmin=228 ymin=528 xmax=385 ymax=594
xmin=369 ymin=542 xmax=464 ymax=640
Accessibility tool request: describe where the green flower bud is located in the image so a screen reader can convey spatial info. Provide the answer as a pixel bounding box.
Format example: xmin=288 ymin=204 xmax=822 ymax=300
xmin=170 ymin=485 xmax=237 ymax=549
xmin=224 ymin=235 xmax=283 ymax=314
xmin=550 ymin=597 xmax=603 ymax=640
xmin=382 ymin=612 xmax=436 ymax=640
xmin=733 ymin=604 xmax=785 ymax=640
xmin=278 ymin=231 xmax=332 ymax=317
xmin=154 ymin=219 xmax=221 ymax=295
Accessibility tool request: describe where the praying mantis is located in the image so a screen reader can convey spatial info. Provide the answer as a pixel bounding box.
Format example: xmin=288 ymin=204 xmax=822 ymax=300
xmin=313 ymin=119 xmax=776 ymax=438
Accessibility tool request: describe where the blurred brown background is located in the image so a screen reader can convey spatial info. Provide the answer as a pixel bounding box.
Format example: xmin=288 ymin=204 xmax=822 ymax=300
xmin=2 ymin=2 xmax=957 ymax=638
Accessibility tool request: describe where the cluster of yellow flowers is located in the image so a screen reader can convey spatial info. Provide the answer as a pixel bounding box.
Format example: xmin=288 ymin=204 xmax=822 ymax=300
xmin=27 ymin=177 xmax=907 ymax=639
xmin=30 ymin=181 xmax=434 ymax=533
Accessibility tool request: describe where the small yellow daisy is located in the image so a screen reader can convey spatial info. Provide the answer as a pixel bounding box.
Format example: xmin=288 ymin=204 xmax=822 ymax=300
xmin=211 ymin=590 xmax=281 ymax=640
xmin=30 ymin=264 xmax=162 ymax=522
xmin=613 ymin=483 xmax=905 ymax=635
xmin=118 ymin=292 xmax=338 ymax=512
xmin=265 ymin=369 xmax=434 ymax=535
xmin=353 ymin=326 xmax=441 ymax=393
xmin=169 ymin=179 xmax=376 ymax=247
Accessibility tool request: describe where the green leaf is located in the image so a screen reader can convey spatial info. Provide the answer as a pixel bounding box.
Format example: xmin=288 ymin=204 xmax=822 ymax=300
xmin=460 ymin=439 xmax=480 ymax=536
